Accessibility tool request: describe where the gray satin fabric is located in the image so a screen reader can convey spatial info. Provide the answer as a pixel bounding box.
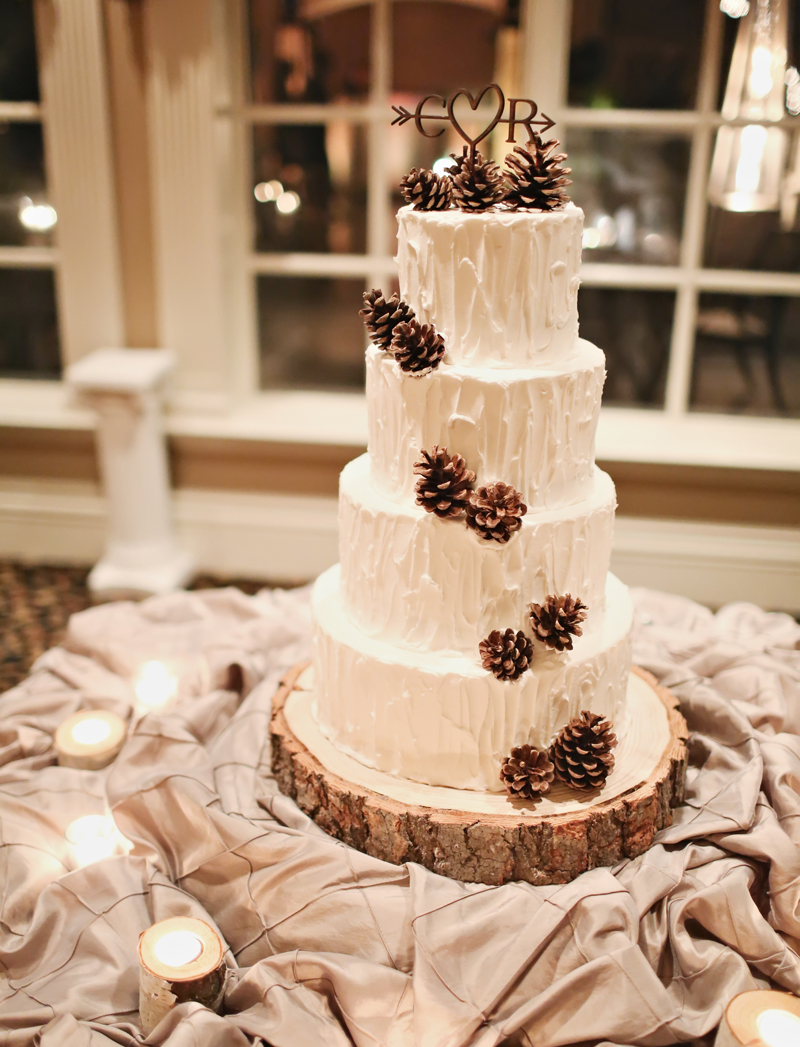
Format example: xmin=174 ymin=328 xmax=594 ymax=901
xmin=0 ymin=585 xmax=798 ymax=1045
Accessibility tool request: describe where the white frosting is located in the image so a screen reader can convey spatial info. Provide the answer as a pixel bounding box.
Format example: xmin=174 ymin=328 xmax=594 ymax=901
xmin=366 ymin=340 xmax=604 ymax=509
xmin=339 ymin=453 xmax=616 ymax=654
xmin=313 ymin=566 xmax=633 ymax=792
xmin=396 ymin=203 xmax=583 ymax=368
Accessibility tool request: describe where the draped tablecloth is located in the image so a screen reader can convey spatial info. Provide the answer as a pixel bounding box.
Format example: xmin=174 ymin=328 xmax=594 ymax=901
xmin=0 ymin=584 xmax=798 ymax=1046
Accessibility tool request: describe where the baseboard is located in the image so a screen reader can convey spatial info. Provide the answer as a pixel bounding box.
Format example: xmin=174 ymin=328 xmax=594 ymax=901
xmin=0 ymin=478 xmax=798 ymax=612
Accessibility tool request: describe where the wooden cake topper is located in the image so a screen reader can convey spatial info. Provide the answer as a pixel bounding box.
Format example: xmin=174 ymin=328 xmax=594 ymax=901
xmin=391 ymin=83 xmax=555 ymax=159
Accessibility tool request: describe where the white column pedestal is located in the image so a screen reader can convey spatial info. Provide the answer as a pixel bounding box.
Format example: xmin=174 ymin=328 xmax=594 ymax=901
xmin=66 ymin=348 xmax=194 ymax=596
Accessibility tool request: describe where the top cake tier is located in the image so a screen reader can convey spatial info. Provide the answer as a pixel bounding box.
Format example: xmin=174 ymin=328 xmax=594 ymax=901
xmin=396 ymin=202 xmax=583 ymax=369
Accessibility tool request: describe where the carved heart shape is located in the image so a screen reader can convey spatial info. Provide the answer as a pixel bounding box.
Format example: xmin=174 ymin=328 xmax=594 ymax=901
xmin=447 ymin=84 xmax=506 ymax=152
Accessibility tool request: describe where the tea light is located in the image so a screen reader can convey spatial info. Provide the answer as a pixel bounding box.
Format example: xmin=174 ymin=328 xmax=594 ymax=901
xmin=138 ymin=917 xmax=225 ymax=1035
xmin=55 ymin=710 xmax=127 ymax=770
xmin=135 ymin=661 xmax=178 ymax=711
xmin=717 ymin=990 xmax=800 ymax=1047
xmin=65 ymin=814 xmax=118 ymax=867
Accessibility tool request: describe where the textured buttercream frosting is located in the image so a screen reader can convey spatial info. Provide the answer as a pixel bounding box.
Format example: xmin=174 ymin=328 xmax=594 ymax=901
xmin=396 ymin=202 xmax=583 ymax=368
xmin=311 ymin=200 xmax=633 ymax=793
xmin=339 ymin=453 xmax=616 ymax=654
xmin=367 ymin=339 xmax=604 ymax=509
xmin=314 ymin=565 xmax=632 ymax=792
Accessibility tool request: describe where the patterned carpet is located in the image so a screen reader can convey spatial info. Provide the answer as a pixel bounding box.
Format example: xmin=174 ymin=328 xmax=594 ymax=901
xmin=0 ymin=561 xmax=269 ymax=695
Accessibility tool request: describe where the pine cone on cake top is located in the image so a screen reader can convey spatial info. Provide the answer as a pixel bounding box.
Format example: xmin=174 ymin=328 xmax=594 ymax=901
xmin=389 ymin=318 xmax=446 ymax=375
xmin=466 ymin=482 xmax=527 ymax=544
xmin=529 ymin=593 xmax=588 ymax=653
xmin=413 ymin=446 xmax=475 ymax=519
xmin=504 ymin=134 xmax=572 ymax=211
xmin=450 ymin=148 xmax=507 ymax=212
xmin=500 ymin=744 xmax=554 ymax=800
xmin=360 ymin=289 xmax=415 ymax=350
xmin=400 ymin=167 xmax=453 ymax=211
xmin=550 ymin=711 xmax=617 ymax=791
xmin=479 ymin=628 xmax=534 ymax=681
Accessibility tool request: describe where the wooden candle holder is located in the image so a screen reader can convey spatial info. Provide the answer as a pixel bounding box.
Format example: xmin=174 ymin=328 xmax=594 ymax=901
xmin=138 ymin=917 xmax=225 ymax=1035
xmin=717 ymin=990 xmax=800 ymax=1047
xmin=55 ymin=710 xmax=127 ymax=770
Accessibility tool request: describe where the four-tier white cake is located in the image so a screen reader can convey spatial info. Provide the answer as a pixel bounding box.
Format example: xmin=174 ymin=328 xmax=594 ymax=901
xmin=311 ymin=200 xmax=634 ymax=794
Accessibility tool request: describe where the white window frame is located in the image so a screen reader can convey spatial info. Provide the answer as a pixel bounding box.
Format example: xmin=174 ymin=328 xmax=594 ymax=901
xmin=207 ymin=0 xmax=799 ymax=469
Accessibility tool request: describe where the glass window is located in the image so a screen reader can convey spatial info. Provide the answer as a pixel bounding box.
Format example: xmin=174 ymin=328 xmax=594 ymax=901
xmin=0 ymin=123 xmax=51 ymax=247
xmin=569 ymin=0 xmax=704 ymax=110
xmin=250 ymin=1 xmax=371 ymax=105
xmin=0 ymin=269 xmax=60 ymax=378
xmin=579 ymin=287 xmax=674 ymax=406
xmin=258 ymin=275 xmax=366 ymax=390
xmin=568 ymin=130 xmax=690 ymax=266
xmin=690 ymin=293 xmax=800 ymax=417
xmin=391 ymin=3 xmax=508 ymax=95
xmin=704 ymin=206 xmax=800 ymax=274
xmin=253 ymin=123 xmax=368 ymax=254
xmin=0 ymin=2 xmax=39 ymax=102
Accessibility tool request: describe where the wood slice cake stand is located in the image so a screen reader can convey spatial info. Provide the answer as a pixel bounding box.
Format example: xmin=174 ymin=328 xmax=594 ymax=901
xmin=271 ymin=664 xmax=688 ymax=886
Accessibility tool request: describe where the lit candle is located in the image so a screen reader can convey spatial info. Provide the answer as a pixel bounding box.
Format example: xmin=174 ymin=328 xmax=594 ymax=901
xmin=56 ymin=710 xmax=127 ymax=770
xmin=717 ymin=990 xmax=800 ymax=1047
xmin=65 ymin=814 xmax=118 ymax=868
xmin=134 ymin=660 xmax=179 ymax=711
xmin=138 ymin=917 xmax=225 ymax=1035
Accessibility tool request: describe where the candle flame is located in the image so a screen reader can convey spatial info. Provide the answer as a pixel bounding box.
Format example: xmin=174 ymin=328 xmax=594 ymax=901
xmin=153 ymin=930 xmax=204 ymax=968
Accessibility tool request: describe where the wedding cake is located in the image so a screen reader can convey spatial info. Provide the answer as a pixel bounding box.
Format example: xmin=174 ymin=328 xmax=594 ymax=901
xmin=309 ymin=135 xmax=633 ymax=796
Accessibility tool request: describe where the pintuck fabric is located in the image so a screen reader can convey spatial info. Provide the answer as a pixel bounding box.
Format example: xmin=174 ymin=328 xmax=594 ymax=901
xmin=0 ymin=584 xmax=798 ymax=1046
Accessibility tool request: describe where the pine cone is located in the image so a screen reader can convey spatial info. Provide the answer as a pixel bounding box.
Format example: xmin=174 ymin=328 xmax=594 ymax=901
xmin=529 ymin=594 xmax=588 ymax=653
xmin=479 ymin=628 xmax=534 ymax=681
xmin=504 ymin=134 xmax=572 ymax=211
xmin=450 ymin=148 xmax=506 ymax=212
xmin=550 ymin=711 xmax=617 ymax=790
xmin=400 ymin=168 xmax=453 ymax=211
xmin=413 ymin=446 xmax=475 ymax=519
xmin=500 ymin=744 xmax=555 ymax=800
xmin=360 ymin=289 xmax=415 ymax=350
xmin=466 ymin=482 xmax=527 ymax=544
xmin=389 ymin=318 xmax=446 ymax=375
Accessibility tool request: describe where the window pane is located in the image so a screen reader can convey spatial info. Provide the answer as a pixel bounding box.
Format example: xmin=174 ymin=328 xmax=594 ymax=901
xmin=569 ymin=0 xmax=704 ymax=110
xmin=704 ymin=206 xmax=800 ymax=273
xmin=392 ymin=3 xmax=510 ymax=95
xmin=0 ymin=269 xmax=60 ymax=377
xmin=691 ymin=293 xmax=800 ymax=417
xmin=0 ymin=2 xmax=39 ymax=102
xmin=258 ymin=275 xmax=365 ymax=390
xmin=253 ymin=124 xmax=367 ymax=254
xmin=579 ymin=287 xmax=674 ymax=406
xmin=568 ymin=130 xmax=690 ymax=265
xmin=249 ymin=1 xmax=371 ymax=105
xmin=0 ymin=122 xmax=52 ymax=246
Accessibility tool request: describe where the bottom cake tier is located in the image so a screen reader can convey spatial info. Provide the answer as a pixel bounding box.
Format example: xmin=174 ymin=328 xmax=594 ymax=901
xmin=312 ymin=565 xmax=634 ymax=792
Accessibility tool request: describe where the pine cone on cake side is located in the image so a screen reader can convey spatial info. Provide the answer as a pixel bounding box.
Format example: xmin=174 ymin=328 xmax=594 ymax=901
xmin=504 ymin=134 xmax=572 ymax=211
xmin=550 ymin=711 xmax=618 ymax=791
xmin=400 ymin=167 xmax=453 ymax=211
xmin=413 ymin=446 xmax=475 ymax=519
xmin=360 ymin=289 xmax=415 ymax=350
xmin=389 ymin=318 xmax=446 ymax=375
xmin=500 ymin=744 xmax=555 ymax=801
xmin=466 ymin=482 xmax=527 ymax=544
xmin=479 ymin=628 xmax=534 ymax=681
xmin=529 ymin=594 xmax=588 ymax=653
xmin=450 ymin=148 xmax=507 ymax=212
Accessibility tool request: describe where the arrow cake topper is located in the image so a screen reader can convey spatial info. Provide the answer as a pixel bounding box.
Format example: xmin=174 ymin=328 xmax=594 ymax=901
xmin=391 ymin=83 xmax=555 ymax=161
